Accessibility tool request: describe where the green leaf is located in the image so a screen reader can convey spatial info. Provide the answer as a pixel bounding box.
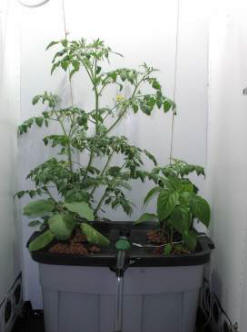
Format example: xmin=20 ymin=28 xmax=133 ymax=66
xmin=48 ymin=214 xmax=76 ymax=240
xmin=69 ymin=68 xmax=77 ymax=80
xmin=144 ymin=186 xmax=161 ymax=205
xmin=191 ymin=195 xmax=210 ymax=227
xmin=152 ymin=79 xmax=161 ymax=90
xmin=16 ymin=191 xmax=25 ymax=199
xmin=61 ymin=39 xmax=68 ymax=47
xmin=46 ymin=41 xmax=59 ymax=50
xmin=51 ymin=62 xmax=60 ymax=75
xmin=80 ymin=223 xmax=110 ymax=247
xmin=163 ymin=100 xmax=172 ymax=112
xmin=64 ymin=201 xmax=94 ymax=220
xmin=157 ymin=190 xmax=179 ymax=221
xmin=96 ymin=66 xmax=102 ymax=74
xmin=144 ymin=149 xmax=157 ymax=165
xmin=28 ymin=220 xmax=41 ymax=227
xmin=135 ymin=213 xmax=158 ymax=224
xmin=108 ymin=166 xmax=121 ymax=177
xmin=163 ymin=243 xmax=172 ymax=255
xmin=23 ymin=199 xmax=55 ymax=217
xmin=183 ymin=231 xmax=197 ymax=251
xmin=29 ymin=230 xmax=55 ymax=252
xmin=32 ymin=95 xmax=40 ymax=105
xmin=64 ymin=190 xmax=89 ymax=203
xmin=61 ymin=60 xmax=69 ymax=71
xmin=72 ymin=60 xmax=80 ymax=70
xmin=35 ymin=117 xmax=43 ymax=127
xmin=169 ymin=206 xmax=191 ymax=234
xmin=179 ymin=191 xmax=194 ymax=206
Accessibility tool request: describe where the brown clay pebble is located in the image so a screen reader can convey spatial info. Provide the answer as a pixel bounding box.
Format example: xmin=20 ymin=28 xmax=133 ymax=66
xmin=49 ymin=242 xmax=89 ymax=255
xmin=49 ymin=243 xmax=69 ymax=254
xmin=147 ymin=230 xmax=166 ymax=244
xmin=154 ymin=247 xmax=163 ymax=255
xmin=89 ymin=245 xmax=101 ymax=253
xmin=70 ymin=230 xmax=87 ymax=244
xmin=70 ymin=243 xmax=89 ymax=255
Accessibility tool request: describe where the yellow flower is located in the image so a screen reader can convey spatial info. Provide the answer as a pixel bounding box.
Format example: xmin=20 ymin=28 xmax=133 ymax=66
xmin=116 ymin=94 xmax=125 ymax=102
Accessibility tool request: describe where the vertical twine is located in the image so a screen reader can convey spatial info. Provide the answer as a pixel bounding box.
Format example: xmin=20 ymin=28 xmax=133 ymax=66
xmin=169 ymin=0 xmax=180 ymax=163
xmin=61 ymin=0 xmax=74 ymax=106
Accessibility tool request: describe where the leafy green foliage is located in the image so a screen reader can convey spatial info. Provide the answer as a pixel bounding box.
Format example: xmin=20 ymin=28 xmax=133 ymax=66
xmin=190 ymin=195 xmax=210 ymax=227
xmin=23 ymin=199 xmax=55 ymax=217
xmin=163 ymin=243 xmax=172 ymax=255
xmin=143 ymin=186 xmax=161 ymax=205
xmin=64 ymin=201 xmax=94 ymax=220
xmin=29 ymin=230 xmax=55 ymax=252
xmin=18 ymin=37 xmax=175 ymax=251
xmin=28 ymin=220 xmax=42 ymax=227
xmin=135 ymin=213 xmax=158 ymax=224
xmin=157 ymin=190 xmax=179 ymax=220
xmin=80 ymin=223 xmax=110 ymax=247
xmin=48 ymin=214 xmax=76 ymax=240
xmin=138 ymin=159 xmax=211 ymax=251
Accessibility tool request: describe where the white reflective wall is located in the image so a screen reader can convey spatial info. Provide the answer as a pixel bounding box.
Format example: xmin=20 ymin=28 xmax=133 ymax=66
xmin=207 ymin=3 xmax=247 ymax=328
xmin=0 ymin=0 xmax=20 ymax=303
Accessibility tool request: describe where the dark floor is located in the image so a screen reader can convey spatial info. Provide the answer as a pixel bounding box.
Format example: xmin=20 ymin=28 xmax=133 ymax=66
xmin=12 ymin=302 xmax=212 ymax=332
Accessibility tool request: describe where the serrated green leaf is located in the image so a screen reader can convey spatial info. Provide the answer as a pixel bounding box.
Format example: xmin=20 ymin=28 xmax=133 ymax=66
xmin=157 ymin=190 xmax=179 ymax=221
xmin=51 ymin=62 xmax=60 ymax=75
xmin=64 ymin=201 xmax=94 ymax=220
xmin=61 ymin=39 xmax=68 ymax=47
xmin=23 ymin=199 xmax=55 ymax=217
xmin=16 ymin=191 xmax=25 ymax=199
xmin=28 ymin=220 xmax=41 ymax=227
xmin=135 ymin=213 xmax=158 ymax=224
xmin=144 ymin=186 xmax=161 ymax=205
xmin=46 ymin=41 xmax=59 ymax=50
xmin=48 ymin=214 xmax=76 ymax=240
xmin=35 ymin=117 xmax=43 ymax=127
xmin=108 ymin=166 xmax=121 ymax=177
xmin=163 ymin=100 xmax=172 ymax=112
xmin=80 ymin=223 xmax=110 ymax=247
xmin=29 ymin=230 xmax=55 ymax=252
xmin=64 ymin=190 xmax=89 ymax=203
xmin=32 ymin=95 xmax=40 ymax=105
xmin=61 ymin=60 xmax=69 ymax=71
xmin=144 ymin=149 xmax=157 ymax=166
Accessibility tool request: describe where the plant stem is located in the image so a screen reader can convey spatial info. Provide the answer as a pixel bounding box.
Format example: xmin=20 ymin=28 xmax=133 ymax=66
xmin=105 ymin=106 xmax=127 ymax=134
xmin=83 ymin=151 xmax=94 ymax=182
xmin=54 ymin=110 xmax=73 ymax=172
xmin=105 ymin=73 xmax=147 ymax=135
xmin=95 ymin=91 xmax=100 ymax=134
xmin=94 ymin=190 xmax=107 ymax=216
xmin=90 ymin=152 xmax=114 ymax=196
xmin=44 ymin=187 xmax=57 ymax=202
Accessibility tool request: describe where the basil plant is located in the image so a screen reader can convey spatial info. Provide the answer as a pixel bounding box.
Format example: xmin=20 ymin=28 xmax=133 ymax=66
xmin=17 ymin=38 xmax=175 ymax=251
xmin=136 ymin=159 xmax=210 ymax=253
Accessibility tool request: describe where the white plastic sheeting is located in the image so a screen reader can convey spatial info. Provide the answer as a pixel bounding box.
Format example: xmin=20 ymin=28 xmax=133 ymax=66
xmin=207 ymin=3 xmax=247 ymax=328
xmin=18 ymin=0 xmax=209 ymax=308
xmin=0 ymin=0 xmax=20 ymax=304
